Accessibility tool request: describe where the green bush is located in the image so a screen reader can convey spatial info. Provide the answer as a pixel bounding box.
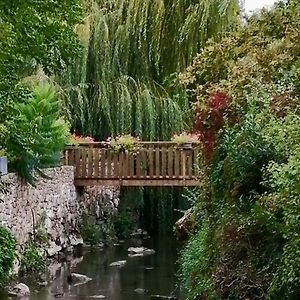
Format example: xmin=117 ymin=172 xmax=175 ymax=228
xmin=114 ymin=208 xmax=136 ymax=239
xmin=19 ymin=240 xmax=45 ymax=276
xmin=179 ymin=2 xmax=300 ymax=299
xmin=0 ymin=226 xmax=16 ymax=285
xmin=3 ymin=84 xmax=69 ymax=182
xmin=80 ymin=222 xmax=104 ymax=246
xmin=180 ymin=89 xmax=300 ymax=299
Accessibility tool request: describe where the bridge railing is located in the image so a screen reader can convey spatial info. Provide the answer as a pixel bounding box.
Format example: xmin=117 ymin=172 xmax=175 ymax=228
xmin=63 ymin=142 xmax=200 ymax=186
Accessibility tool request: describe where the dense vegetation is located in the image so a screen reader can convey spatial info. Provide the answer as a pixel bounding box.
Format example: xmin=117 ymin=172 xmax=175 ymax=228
xmin=180 ymin=1 xmax=300 ymax=299
xmin=0 ymin=0 xmax=82 ymax=181
xmin=0 ymin=0 xmax=82 ymax=280
xmin=0 ymin=226 xmax=16 ymax=285
xmin=1 ymin=0 xmax=300 ymax=297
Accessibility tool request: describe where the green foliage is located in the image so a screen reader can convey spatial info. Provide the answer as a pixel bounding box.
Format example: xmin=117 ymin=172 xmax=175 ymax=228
xmin=19 ymin=240 xmax=45 ymax=276
xmin=0 ymin=226 xmax=16 ymax=285
xmin=180 ymin=0 xmax=300 ymax=106
xmin=180 ymin=225 xmax=218 ymax=300
xmin=3 ymin=84 xmax=69 ymax=182
xmin=0 ymin=0 xmax=82 ymax=85
xmin=181 ymin=91 xmax=300 ymax=299
xmin=60 ymin=0 xmax=240 ymax=140
xmin=80 ymin=212 xmax=115 ymax=246
xmin=80 ymin=222 xmax=104 ymax=246
xmin=180 ymin=2 xmax=300 ymax=298
xmin=114 ymin=208 xmax=136 ymax=239
xmin=0 ymin=0 xmax=82 ymax=181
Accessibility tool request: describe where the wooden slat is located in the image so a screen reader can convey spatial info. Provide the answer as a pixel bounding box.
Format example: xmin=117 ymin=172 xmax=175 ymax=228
xmin=149 ymin=147 xmax=154 ymax=177
xmin=67 ymin=149 xmax=74 ymax=165
xmin=136 ymin=149 xmax=142 ymax=178
xmin=81 ymin=148 xmax=87 ymax=178
xmin=181 ymin=151 xmax=186 ymax=179
xmin=174 ymin=148 xmax=180 ymax=178
xmin=119 ymin=151 xmax=125 ymax=178
xmin=87 ymin=148 xmax=93 ymax=178
xmin=107 ymin=150 xmax=112 ymax=178
xmin=142 ymin=149 xmax=147 ymax=177
xmin=168 ymin=147 xmax=173 ymax=178
xmin=100 ymin=149 xmax=106 ymax=178
xmin=75 ymin=148 xmax=81 ymax=178
xmin=94 ymin=149 xmax=100 ymax=178
xmin=193 ymin=147 xmax=199 ymax=177
xmin=113 ymin=152 xmax=119 ymax=178
xmin=129 ymin=153 xmax=135 ymax=177
xmin=126 ymin=152 xmax=131 ymax=178
xmin=161 ymin=147 xmax=167 ymax=177
xmin=155 ymin=147 xmax=160 ymax=178
xmin=187 ymin=151 xmax=193 ymax=178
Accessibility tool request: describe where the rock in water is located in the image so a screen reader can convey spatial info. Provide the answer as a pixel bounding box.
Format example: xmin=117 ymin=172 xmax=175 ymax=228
xmin=174 ymin=208 xmax=196 ymax=241
xmin=128 ymin=247 xmax=145 ymax=254
xmin=69 ymin=273 xmax=92 ymax=286
xmin=150 ymin=295 xmax=178 ymax=300
xmin=128 ymin=247 xmax=156 ymax=257
xmin=9 ymin=283 xmax=30 ymax=297
xmin=109 ymin=260 xmax=127 ymax=267
xmin=134 ymin=288 xmax=148 ymax=294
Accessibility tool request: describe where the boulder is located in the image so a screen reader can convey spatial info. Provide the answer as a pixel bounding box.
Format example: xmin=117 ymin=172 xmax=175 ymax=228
xmin=134 ymin=288 xmax=148 ymax=294
xmin=128 ymin=247 xmax=155 ymax=257
xmin=9 ymin=283 xmax=30 ymax=298
xmin=68 ymin=273 xmax=92 ymax=286
xmin=131 ymin=228 xmax=150 ymax=239
xmin=150 ymin=296 xmax=178 ymax=300
xmin=109 ymin=260 xmax=127 ymax=267
xmin=174 ymin=208 xmax=196 ymax=241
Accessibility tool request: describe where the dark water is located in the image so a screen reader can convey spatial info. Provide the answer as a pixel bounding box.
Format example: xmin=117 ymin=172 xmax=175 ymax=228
xmin=2 ymin=235 xmax=185 ymax=300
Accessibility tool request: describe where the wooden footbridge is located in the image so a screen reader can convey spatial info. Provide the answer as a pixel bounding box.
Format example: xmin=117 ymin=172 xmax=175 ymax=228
xmin=63 ymin=142 xmax=200 ymax=187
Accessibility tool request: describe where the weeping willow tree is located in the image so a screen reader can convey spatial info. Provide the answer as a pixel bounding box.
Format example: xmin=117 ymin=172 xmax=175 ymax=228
xmin=60 ymin=0 xmax=240 ymax=140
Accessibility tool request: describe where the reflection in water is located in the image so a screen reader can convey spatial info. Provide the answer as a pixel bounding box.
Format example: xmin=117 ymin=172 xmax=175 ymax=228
xmin=1 ymin=235 xmax=185 ymax=300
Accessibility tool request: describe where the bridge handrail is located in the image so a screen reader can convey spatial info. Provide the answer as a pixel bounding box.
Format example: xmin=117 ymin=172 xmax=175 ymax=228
xmin=65 ymin=141 xmax=201 ymax=148
xmin=63 ymin=142 xmax=200 ymax=186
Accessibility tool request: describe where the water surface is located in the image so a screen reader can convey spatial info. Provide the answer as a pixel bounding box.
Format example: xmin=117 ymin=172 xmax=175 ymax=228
xmin=4 ymin=235 xmax=185 ymax=300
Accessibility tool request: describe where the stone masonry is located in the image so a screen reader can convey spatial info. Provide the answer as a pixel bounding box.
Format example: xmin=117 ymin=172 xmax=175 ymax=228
xmin=0 ymin=166 xmax=81 ymax=256
xmin=0 ymin=166 xmax=121 ymax=260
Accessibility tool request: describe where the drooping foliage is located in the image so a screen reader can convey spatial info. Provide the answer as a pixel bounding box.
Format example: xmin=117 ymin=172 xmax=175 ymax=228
xmin=180 ymin=1 xmax=300 ymax=299
xmin=61 ymin=0 xmax=240 ymax=140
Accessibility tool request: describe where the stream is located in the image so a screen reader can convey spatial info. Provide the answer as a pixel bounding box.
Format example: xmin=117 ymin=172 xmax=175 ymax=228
xmin=3 ymin=235 xmax=185 ymax=300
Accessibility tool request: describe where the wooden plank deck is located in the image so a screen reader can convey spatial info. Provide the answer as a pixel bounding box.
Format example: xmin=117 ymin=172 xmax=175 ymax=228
xmin=63 ymin=142 xmax=200 ymax=187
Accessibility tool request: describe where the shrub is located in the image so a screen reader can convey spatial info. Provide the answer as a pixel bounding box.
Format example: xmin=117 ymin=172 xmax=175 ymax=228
xmin=19 ymin=240 xmax=45 ymax=276
xmin=4 ymin=84 xmax=69 ymax=182
xmin=0 ymin=226 xmax=16 ymax=285
xmin=180 ymin=84 xmax=300 ymax=299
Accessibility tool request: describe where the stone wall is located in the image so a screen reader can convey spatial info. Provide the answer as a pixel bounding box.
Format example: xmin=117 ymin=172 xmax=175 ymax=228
xmin=0 ymin=166 xmax=121 ymax=264
xmin=79 ymin=186 xmax=120 ymax=244
xmin=0 ymin=166 xmax=81 ymax=256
